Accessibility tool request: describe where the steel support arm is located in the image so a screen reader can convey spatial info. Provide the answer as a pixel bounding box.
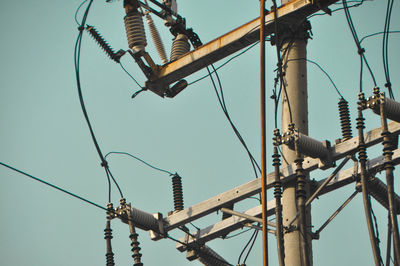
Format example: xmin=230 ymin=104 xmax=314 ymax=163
xmin=163 ymin=122 xmax=400 ymax=231
xmin=175 ymin=148 xmax=400 ymax=249
xmin=146 ymin=0 xmax=339 ymax=94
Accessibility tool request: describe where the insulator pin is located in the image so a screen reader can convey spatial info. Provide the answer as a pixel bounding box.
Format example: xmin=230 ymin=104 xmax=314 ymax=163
xmin=124 ymin=10 xmax=147 ymax=53
xmin=368 ymin=95 xmax=400 ymax=123
xmin=145 ymin=13 xmax=168 ymax=64
xmin=172 ymin=173 xmax=184 ymax=212
xmin=116 ymin=204 xmax=159 ymax=232
xmin=338 ymin=98 xmax=352 ymax=141
xmin=170 ymin=33 xmax=190 ymax=62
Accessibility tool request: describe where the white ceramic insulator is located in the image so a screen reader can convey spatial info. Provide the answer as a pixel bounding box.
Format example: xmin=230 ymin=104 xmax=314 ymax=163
xmin=124 ymin=11 xmax=147 ymax=52
xmin=146 ymin=13 xmax=168 ymax=64
xmin=170 ymin=33 xmax=190 ymax=62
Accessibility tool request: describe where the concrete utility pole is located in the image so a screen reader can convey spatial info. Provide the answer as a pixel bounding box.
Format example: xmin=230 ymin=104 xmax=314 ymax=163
xmin=280 ymin=21 xmax=312 ymax=266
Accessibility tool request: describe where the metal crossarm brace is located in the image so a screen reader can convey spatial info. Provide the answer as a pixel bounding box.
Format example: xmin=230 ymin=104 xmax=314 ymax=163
xmin=175 ymin=148 xmax=400 ymax=249
xmin=163 ymin=122 xmax=400 ymax=231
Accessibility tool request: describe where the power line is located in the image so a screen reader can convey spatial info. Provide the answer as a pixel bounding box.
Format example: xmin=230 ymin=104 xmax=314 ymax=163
xmin=342 ymin=0 xmax=377 ymax=92
xmin=287 ymin=58 xmax=344 ymax=99
xmin=74 ymin=0 xmax=124 ymax=202
xmin=105 ymin=151 xmax=174 ymax=176
xmin=0 ymin=161 xmax=108 ymax=212
xmin=359 ymin=30 xmax=400 ymax=44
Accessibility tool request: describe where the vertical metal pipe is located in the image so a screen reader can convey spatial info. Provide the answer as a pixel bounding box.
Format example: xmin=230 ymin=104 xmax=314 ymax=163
xmin=379 ymin=97 xmax=400 ymax=263
xmin=356 ymin=94 xmax=382 ymax=266
xmin=294 ymin=141 xmax=311 ymax=266
xmin=260 ymin=1 xmax=269 ymax=266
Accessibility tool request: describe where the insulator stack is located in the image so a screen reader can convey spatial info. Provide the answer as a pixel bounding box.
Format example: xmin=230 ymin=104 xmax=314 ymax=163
xmin=172 ymin=173 xmax=184 ymax=212
xmin=170 ymin=34 xmax=190 ymax=62
xmin=338 ymin=98 xmax=353 ymax=141
xmin=129 ymin=232 xmax=143 ymax=266
xmin=124 ymin=10 xmax=147 ymax=53
xmin=145 ymin=13 xmax=168 ymax=64
xmin=104 ymin=220 xmax=115 ymax=266
xmin=272 ymin=147 xmax=282 ymax=200
xmin=369 ymin=96 xmax=400 ymax=123
xmin=86 ymin=26 xmax=121 ymax=63
xmin=126 ymin=202 xmax=143 ymax=266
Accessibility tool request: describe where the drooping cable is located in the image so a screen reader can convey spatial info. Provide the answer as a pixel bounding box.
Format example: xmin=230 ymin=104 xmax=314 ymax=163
xmin=206 ymin=65 xmax=261 ymax=178
xmin=237 ymin=229 xmax=258 ymax=265
xmin=382 ymin=0 xmax=395 ymax=99
xmin=74 ymin=0 xmax=124 ymax=202
xmin=342 ymin=0 xmax=377 ymax=92
xmin=287 ymin=58 xmax=344 ymax=99
xmin=105 ymin=151 xmax=174 ymax=175
xmin=74 ymin=0 xmax=89 ymax=25
xmin=0 ymin=161 xmax=108 ymax=212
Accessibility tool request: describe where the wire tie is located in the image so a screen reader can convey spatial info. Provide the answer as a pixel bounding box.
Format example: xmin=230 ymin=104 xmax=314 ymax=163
xmin=357 ymin=47 xmax=365 ymax=55
xmin=385 ymin=82 xmax=392 ymax=88
xmin=101 ymin=160 xmax=109 ymax=168
xmin=78 ymin=25 xmax=85 ymax=32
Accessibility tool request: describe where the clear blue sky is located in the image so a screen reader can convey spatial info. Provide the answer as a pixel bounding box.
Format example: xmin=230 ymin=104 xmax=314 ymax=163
xmin=0 ymin=0 xmax=399 ymax=265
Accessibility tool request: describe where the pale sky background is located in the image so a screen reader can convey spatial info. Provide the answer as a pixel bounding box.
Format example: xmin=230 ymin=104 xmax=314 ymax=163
xmin=0 ymin=0 xmax=399 ymax=265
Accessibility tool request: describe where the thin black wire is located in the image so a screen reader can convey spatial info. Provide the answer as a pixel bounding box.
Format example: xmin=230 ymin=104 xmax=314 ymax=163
xmin=74 ymin=0 xmax=124 ymax=202
xmin=237 ymin=229 xmax=257 ymax=264
xmin=0 ymin=161 xmax=108 ymax=211
xmin=206 ymin=65 xmax=261 ymax=178
xmin=105 ymin=151 xmax=174 ymax=175
xmin=188 ymin=41 xmax=261 ymax=86
xmin=243 ymin=229 xmax=259 ymax=264
xmin=342 ymin=0 xmax=377 ymax=91
xmin=287 ymin=58 xmax=344 ymax=99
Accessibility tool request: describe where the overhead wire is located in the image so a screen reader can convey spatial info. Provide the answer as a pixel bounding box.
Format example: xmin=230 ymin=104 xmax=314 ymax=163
xmin=287 ymin=58 xmax=345 ymax=99
xmin=0 ymin=161 xmax=108 ymax=212
xmin=342 ymin=0 xmax=377 ymax=92
xmin=206 ymin=65 xmax=261 ymax=178
xmin=105 ymin=151 xmax=174 ymax=175
xmin=360 ymin=30 xmax=400 ymax=44
xmin=382 ymin=0 xmax=395 ymax=99
xmin=74 ymin=0 xmax=124 ymax=202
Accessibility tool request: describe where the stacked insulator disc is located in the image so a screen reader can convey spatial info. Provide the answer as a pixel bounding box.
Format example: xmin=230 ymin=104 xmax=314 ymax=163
xmin=124 ymin=10 xmax=147 ymax=52
xmin=170 ymin=33 xmax=190 ymax=62
xmin=338 ymin=98 xmax=353 ymax=141
xmin=172 ymin=173 xmax=184 ymax=212
xmin=146 ymin=13 xmax=168 ymax=64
